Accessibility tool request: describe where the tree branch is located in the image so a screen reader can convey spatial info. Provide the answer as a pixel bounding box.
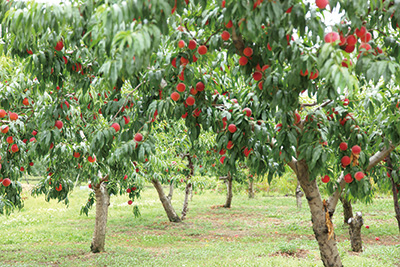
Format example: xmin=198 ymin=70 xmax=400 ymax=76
xmin=287 ymin=158 xmax=298 ymax=176
xmin=313 ymin=100 xmax=332 ymax=112
xmin=231 ymin=26 xmax=245 ymax=56
xmin=204 ymin=27 xmax=222 ymax=46
xmin=184 ymin=22 xmax=198 ymax=42
xmin=181 ymin=153 xmax=194 ymax=180
xmin=23 ymin=108 xmax=35 ymax=124
xmin=366 ymin=142 xmax=396 ymax=172
xmin=327 ymin=172 xmax=345 ymax=217
xmin=110 ymin=80 xmax=146 ymax=123
xmin=300 ymin=102 xmax=317 ymax=108
xmin=93 ymin=174 xmax=109 ymax=189
xmin=374 ymin=28 xmax=387 ymax=37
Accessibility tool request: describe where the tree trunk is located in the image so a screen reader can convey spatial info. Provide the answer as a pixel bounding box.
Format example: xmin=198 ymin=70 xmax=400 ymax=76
xmin=224 ymin=173 xmax=233 ymax=208
xmin=388 ymin=156 xmax=400 ymax=233
xmin=296 ymin=159 xmax=342 ymax=267
xmin=167 ymin=181 xmax=174 ymax=201
xmin=181 ymin=182 xmax=192 ymax=220
xmin=74 ymin=173 xmax=81 ymax=188
xmin=248 ymin=178 xmax=255 ymax=199
xmin=189 ymin=185 xmax=193 ymax=201
xmin=391 ymin=179 xmax=400 ymax=232
xmin=181 ymin=153 xmax=194 ymax=219
xmin=296 ymin=180 xmax=304 ymax=209
xmin=90 ymin=181 xmax=110 ymax=253
xmin=348 ymin=211 xmax=363 ymax=252
xmin=151 ymin=179 xmax=181 ymax=222
xmin=340 ymin=196 xmax=353 ymax=225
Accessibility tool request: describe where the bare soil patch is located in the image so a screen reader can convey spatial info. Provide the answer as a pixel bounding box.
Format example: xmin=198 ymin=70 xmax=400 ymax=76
xmin=270 ymin=249 xmax=309 ymax=259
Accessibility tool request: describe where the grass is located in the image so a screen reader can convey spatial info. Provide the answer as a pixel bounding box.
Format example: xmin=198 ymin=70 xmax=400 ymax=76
xmin=0 ymin=184 xmax=399 ymax=267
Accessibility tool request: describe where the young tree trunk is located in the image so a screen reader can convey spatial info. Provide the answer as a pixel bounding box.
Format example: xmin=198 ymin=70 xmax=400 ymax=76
xmin=295 ymin=180 xmax=304 ymax=209
xmin=90 ymin=181 xmax=110 ymax=253
xmin=224 ymin=173 xmax=233 ymax=208
xmin=248 ymin=178 xmax=255 ymax=199
xmin=181 ymin=182 xmax=192 ymax=220
xmin=167 ymin=181 xmax=174 ymax=201
xmin=391 ymin=180 xmax=400 ymax=232
xmin=296 ymin=159 xmax=342 ymax=267
xmin=387 ymin=156 xmax=400 ymax=233
xmin=74 ymin=173 xmax=81 ymax=188
xmin=189 ymin=185 xmax=193 ymax=201
xmin=348 ymin=212 xmax=364 ymax=252
xmin=181 ymin=153 xmax=194 ymax=219
xmin=340 ymin=196 xmax=353 ymax=225
xmin=151 ymin=179 xmax=181 ymax=222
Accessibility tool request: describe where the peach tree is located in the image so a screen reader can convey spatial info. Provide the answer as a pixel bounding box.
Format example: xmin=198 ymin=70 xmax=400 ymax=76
xmin=157 ymin=1 xmax=400 ymax=266
xmin=148 ymin=18 xmax=280 ymax=207
xmin=0 ymin=0 xmax=184 ymax=253
xmin=136 ymin=120 xmax=214 ymax=222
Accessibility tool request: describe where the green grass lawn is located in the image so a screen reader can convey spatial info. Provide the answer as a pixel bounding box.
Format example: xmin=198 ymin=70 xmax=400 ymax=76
xmin=0 ymin=185 xmax=399 ymax=266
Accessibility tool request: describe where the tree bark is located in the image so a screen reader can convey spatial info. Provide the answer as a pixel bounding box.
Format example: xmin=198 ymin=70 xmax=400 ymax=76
xmin=248 ymin=177 xmax=255 ymax=199
xmin=296 ymin=180 xmax=304 ymax=209
xmin=387 ymin=156 xmax=400 ymax=233
xmin=181 ymin=153 xmax=194 ymax=219
xmin=348 ymin=212 xmax=364 ymax=252
xmin=390 ymin=178 xmax=400 ymax=233
xmin=366 ymin=142 xmax=396 ymax=172
xmin=296 ymin=159 xmax=342 ymax=267
xmin=167 ymin=181 xmax=174 ymax=201
xmin=231 ymin=26 xmax=245 ymax=56
xmin=151 ymin=179 xmax=181 ymax=222
xmin=189 ymin=184 xmax=193 ymax=201
xmin=223 ymin=173 xmax=233 ymax=208
xmin=181 ymin=182 xmax=192 ymax=220
xmin=340 ymin=196 xmax=353 ymax=225
xmin=90 ymin=181 xmax=110 ymax=253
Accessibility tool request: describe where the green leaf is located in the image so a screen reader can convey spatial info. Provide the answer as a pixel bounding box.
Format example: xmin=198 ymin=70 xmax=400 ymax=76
xmin=310 ymin=146 xmax=322 ymax=170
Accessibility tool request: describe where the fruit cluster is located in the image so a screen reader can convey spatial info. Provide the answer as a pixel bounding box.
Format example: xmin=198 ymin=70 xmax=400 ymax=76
xmin=321 ymin=143 xmax=365 ymax=184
